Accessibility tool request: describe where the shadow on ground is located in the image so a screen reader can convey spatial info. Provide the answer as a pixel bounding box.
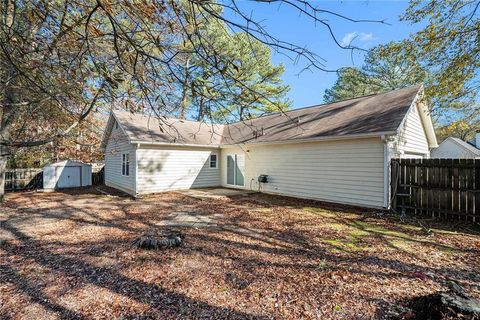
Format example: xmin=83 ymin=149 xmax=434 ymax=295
xmin=1 ymin=187 xmax=479 ymax=319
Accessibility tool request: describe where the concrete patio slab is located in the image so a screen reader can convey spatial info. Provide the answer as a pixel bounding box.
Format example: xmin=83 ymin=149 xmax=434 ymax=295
xmin=157 ymin=210 xmax=219 ymax=228
xmin=177 ymin=188 xmax=255 ymax=201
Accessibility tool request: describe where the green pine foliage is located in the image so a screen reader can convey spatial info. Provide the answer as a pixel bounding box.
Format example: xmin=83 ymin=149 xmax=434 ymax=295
xmin=324 ymin=42 xmax=426 ymax=103
xmin=177 ymin=3 xmax=291 ymax=122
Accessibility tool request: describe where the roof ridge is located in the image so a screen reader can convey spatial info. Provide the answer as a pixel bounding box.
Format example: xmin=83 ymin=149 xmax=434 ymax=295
xmin=226 ymin=84 xmax=422 ymax=125
xmin=112 ymin=85 xmax=422 ymax=127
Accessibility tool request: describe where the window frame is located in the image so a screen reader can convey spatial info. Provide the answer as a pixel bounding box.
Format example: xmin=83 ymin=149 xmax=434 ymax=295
xmin=121 ymin=153 xmax=130 ymax=176
xmin=226 ymin=153 xmax=245 ymax=187
xmin=209 ymin=153 xmax=218 ymax=169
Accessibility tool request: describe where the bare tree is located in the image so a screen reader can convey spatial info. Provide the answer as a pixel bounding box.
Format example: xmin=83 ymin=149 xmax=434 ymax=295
xmin=0 ymin=0 xmax=383 ymax=200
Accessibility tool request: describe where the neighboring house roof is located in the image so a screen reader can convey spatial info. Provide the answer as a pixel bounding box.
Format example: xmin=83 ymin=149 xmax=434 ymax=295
xmin=101 ymin=85 xmax=436 ymax=148
xmin=467 ymin=137 xmax=478 ymax=148
xmin=443 ymin=137 xmax=480 ymax=157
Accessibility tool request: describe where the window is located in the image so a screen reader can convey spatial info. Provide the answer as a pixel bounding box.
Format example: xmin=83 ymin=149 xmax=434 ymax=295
xmin=209 ymin=154 xmax=218 ymax=169
xmin=122 ymin=153 xmax=130 ymax=176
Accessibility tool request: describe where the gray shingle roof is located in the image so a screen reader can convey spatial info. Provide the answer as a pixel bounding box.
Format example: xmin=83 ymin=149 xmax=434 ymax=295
xmin=109 ymin=85 xmax=422 ymax=146
xmin=113 ymin=112 xmax=225 ymax=146
xmin=449 ymin=137 xmax=480 ymax=156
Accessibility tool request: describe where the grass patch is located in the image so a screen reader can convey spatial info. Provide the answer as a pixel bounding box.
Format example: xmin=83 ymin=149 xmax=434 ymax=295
xmin=327 ymin=223 xmax=352 ymax=231
xmin=302 ymin=207 xmax=338 ymax=218
xmin=350 ymin=221 xmax=409 ymax=238
xmin=388 ymin=239 xmax=417 ymax=253
xmin=316 ymin=259 xmax=332 ymax=271
xmin=349 ymin=229 xmax=370 ymax=238
xmin=323 ymin=239 xmax=368 ymax=253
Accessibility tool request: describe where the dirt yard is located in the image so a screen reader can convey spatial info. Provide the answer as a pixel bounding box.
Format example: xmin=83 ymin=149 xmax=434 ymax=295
xmin=1 ymin=187 xmax=479 ymax=319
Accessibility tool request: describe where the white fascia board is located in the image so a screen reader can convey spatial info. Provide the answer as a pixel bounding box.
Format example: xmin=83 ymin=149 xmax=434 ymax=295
xmin=129 ymin=131 xmax=397 ymax=149
xmin=132 ymin=141 xmax=221 ymax=149
xmin=220 ymin=131 xmax=396 ymax=148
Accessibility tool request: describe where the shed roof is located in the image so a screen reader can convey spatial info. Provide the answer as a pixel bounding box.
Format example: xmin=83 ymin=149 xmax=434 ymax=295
xmin=102 ymin=85 xmax=434 ymax=148
xmin=44 ymin=160 xmax=91 ymax=168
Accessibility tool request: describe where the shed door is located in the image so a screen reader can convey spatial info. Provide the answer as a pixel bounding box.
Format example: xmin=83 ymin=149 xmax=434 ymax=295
xmin=57 ymin=166 xmax=81 ymax=188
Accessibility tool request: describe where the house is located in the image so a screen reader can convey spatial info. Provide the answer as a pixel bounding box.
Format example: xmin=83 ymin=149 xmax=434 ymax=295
xmin=431 ymin=133 xmax=480 ymax=159
xmin=100 ymin=85 xmax=437 ymax=209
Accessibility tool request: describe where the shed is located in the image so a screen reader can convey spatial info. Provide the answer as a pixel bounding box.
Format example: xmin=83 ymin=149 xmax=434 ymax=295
xmin=43 ymin=160 xmax=92 ymax=190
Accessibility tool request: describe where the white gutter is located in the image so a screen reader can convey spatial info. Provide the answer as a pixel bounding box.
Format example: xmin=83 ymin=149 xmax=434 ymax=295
xmin=381 ymin=135 xmax=393 ymax=209
xmin=132 ymin=141 xmax=221 ymax=148
xmin=220 ymin=131 xmax=397 ymax=148
xmin=130 ymin=131 xmax=396 ymax=149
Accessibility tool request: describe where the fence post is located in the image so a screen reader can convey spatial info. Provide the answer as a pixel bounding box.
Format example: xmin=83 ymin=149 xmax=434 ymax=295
xmin=475 ymin=159 xmax=479 ymax=222
xmin=391 ymin=159 xmax=398 ymax=212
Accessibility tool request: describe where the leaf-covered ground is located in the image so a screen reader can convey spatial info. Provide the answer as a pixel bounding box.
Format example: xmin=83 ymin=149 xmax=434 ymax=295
xmin=1 ymin=187 xmax=479 ymax=319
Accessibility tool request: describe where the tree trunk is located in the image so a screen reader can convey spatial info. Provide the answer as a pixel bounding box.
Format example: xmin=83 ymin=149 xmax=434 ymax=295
xmin=0 ymin=152 xmax=6 ymax=202
xmin=196 ymin=97 xmax=205 ymax=121
xmin=180 ymin=57 xmax=190 ymax=120
xmin=239 ymin=105 xmax=245 ymax=121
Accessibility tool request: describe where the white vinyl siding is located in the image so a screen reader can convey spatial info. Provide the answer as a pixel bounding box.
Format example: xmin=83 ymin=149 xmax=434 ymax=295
xmin=396 ymin=102 xmax=429 ymax=157
xmin=104 ymin=120 xmax=136 ymax=195
xmin=221 ymin=137 xmax=386 ymax=208
xmin=136 ymin=145 xmax=221 ymax=194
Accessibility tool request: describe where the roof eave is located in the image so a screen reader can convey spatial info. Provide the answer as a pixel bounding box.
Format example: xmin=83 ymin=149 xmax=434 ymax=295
xmin=100 ymin=111 xmax=133 ymax=150
xmin=219 ymin=131 xmax=396 ymax=148
xmin=99 ymin=113 xmax=114 ymax=150
xmin=132 ymin=140 xmax=221 ymax=148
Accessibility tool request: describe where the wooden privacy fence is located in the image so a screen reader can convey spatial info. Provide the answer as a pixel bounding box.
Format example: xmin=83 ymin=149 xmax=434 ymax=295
xmin=92 ymin=167 xmax=104 ymax=185
xmin=391 ymin=158 xmax=479 ymax=221
xmin=5 ymin=168 xmax=43 ymax=192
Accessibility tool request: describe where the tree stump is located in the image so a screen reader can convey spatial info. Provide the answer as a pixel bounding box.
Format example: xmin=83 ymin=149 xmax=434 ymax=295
xmin=403 ymin=281 xmax=480 ymax=319
xmin=132 ymin=231 xmax=183 ymax=250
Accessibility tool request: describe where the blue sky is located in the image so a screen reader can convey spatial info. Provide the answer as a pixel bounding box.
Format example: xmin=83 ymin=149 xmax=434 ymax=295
xmin=225 ymin=1 xmax=423 ymax=109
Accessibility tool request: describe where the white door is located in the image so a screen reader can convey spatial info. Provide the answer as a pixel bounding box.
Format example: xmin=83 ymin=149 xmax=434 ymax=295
xmin=226 ymin=154 xmax=245 ymax=187
xmin=57 ymin=166 xmax=81 ymax=188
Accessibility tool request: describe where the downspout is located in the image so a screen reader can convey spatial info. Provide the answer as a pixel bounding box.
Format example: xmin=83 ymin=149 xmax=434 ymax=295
xmin=381 ymin=135 xmax=394 ymax=209
xmin=134 ymin=143 xmax=139 ymax=198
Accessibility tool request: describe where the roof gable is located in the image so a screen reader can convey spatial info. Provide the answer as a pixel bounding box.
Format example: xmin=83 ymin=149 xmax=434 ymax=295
xmin=100 ymin=113 xmax=132 ymax=150
xmin=105 ymin=112 xmax=225 ymax=147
